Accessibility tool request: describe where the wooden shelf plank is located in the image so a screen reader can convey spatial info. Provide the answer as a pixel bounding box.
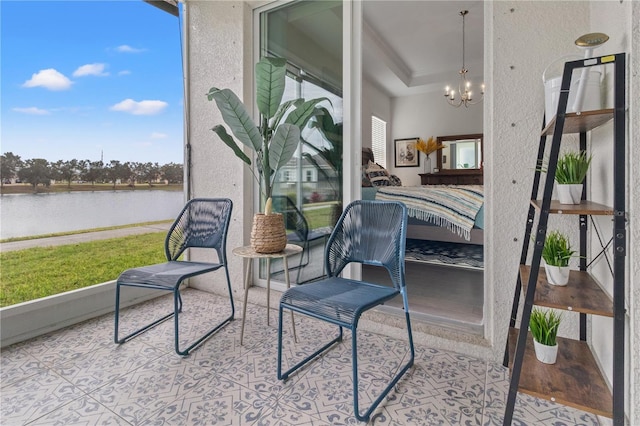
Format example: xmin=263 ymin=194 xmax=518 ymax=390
xmin=531 ymin=200 xmax=614 ymax=215
xmin=542 ymin=109 xmax=614 ymax=135
xmin=507 ymin=328 xmax=613 ymax=417
xmin=519 ymin=265 xmax=614 ymax=316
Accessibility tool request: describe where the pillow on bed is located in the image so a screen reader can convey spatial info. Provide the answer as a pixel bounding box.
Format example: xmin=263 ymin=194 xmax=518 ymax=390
xmin=389 ymin=174 xmax=402 ymax=186
xmin=365 ymin=161 xmax=391 ymax=186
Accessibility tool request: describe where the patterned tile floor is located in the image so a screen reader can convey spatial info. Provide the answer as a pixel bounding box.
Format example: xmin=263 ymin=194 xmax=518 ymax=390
xmin=1 ymin=289 xmax=602 ymax=425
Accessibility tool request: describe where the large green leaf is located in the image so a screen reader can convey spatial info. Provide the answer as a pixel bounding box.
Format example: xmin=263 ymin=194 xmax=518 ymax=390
xmin=270 ymin=98 xmax=302 ymax=130
xmin=256 ymin=57 xmax=287 ymax=120
xmin=211 ymin=125 xmax=252 ymax=166
xmin=206 ymin=87 xmax=262 ymax=152
xmin=268 ymin=123 xmax=300 ymax=186
xmin=285 ymin=97 xmax=330 ymax=128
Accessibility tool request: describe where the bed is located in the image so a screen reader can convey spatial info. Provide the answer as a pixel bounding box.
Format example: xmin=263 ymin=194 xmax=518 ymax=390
xmin=361 ymin=147 xmax=484 ymax=245
xmin=364 ymin=185 xmax=484 ymax=245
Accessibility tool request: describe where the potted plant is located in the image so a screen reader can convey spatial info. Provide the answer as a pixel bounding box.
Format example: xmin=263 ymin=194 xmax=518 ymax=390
xmin=554 ymin=150 xmax=592 ymax=204
xmin=541 ymin=230 xmax=575 ymax=286
xmin=207 ymin=57 xmax=325 ymax=253
xmin=529 ymin=307 xmax=562 ymax=364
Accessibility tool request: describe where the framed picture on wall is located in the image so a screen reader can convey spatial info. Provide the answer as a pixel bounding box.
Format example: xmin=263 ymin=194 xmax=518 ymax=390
xmin=394 ymin=137 xmax=420 ymax=167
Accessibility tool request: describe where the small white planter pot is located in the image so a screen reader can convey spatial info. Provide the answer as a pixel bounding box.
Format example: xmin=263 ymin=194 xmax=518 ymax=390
xmin=533 ymin=339 xmax=558 ymax=364
xmin=556 ymin=183 xmax=583 ymax=204
xmin=544 ymin=263 xmax=570 ymax=286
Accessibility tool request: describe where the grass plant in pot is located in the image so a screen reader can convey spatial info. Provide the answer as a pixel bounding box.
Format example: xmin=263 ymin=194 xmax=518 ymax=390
xmin=529 ymin=308 xmax=562 ymax=364
xmin=555 ymin=150 xmax=592 ymax=204
xmin=541 ymin=230 xmax=575 ymax=286
xmin=207 ymin=57 xmax=325 ymax=253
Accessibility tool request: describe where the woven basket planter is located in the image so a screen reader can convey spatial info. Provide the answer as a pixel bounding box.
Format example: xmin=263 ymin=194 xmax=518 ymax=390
xmin=250 ymin=213 xmax=287 ymax=253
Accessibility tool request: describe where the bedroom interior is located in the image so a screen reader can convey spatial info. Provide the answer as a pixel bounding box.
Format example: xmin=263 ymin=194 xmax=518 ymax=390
xmin=357 ymin=0 xmax=485 ymax=334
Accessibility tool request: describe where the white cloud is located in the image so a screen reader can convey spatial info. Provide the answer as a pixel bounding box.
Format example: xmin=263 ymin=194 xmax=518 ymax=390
xmin=22 ymin=68 xmax=72 ymax=91
xmin=150 ymin=132 xmax=168 ymax=139
xmin=73 ymin=63 xmax=109 ymax=77
xmin=13 ymin=107 xmax=51 ymax=115
xmin=116 ymin=45 xmax=145 ymax=53
xmin=118 ymin=70 xmax=131 ymax=76
xmin=110 ymin=99 xmax=168 ymax=115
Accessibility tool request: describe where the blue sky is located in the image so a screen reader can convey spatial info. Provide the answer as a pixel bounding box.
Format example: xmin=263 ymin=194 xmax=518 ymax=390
xmin=1 ymin=0 xmax=184 ymax=165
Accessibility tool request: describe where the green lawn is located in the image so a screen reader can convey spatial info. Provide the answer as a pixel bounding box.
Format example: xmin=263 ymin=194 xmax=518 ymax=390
xmin=0 ymin=232 xmax=167 ymax=307
xmin=0 ymin=203 xmax=336 ymax=308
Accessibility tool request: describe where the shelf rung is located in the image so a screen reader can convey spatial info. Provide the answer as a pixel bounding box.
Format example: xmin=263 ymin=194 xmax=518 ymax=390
xmin=520 ymin=265 xmax=614 ymax=316
xmin=530 ymin=200 xmax=614 ymax=215
xmin=507 ymin=328 xmax=613 ymax=417
xmin=542 ymin=109 xmax=614 ymax=135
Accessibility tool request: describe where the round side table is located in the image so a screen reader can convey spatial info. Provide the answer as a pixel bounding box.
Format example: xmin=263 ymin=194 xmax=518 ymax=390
xmin=232 ymin=244 xmax=302 ymax=345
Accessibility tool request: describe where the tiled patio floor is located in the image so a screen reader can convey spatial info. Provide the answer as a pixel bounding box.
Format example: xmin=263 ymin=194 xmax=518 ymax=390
xmin=1 ymin=289 xmax=602 ymax=425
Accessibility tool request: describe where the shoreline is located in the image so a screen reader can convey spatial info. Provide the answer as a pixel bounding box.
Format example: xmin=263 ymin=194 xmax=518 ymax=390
xmin=0 ymin=183 xmax=183 ymax=195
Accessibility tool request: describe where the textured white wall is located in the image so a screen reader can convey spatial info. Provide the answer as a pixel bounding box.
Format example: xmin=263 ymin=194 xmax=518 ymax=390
xmin=184 ymin=1 xmax=253 ymax=299
xmin=486 ymin=1 xmax=589 ymax=358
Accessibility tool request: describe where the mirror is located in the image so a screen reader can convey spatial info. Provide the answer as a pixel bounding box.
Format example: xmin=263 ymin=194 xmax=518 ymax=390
xmin=436 ymin=134 xmax=483 ymax=171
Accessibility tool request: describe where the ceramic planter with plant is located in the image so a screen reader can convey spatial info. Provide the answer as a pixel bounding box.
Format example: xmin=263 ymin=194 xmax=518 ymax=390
xmin=529 ymin=307 xmax=562 ymax=364
xmin=207 ymin=57 xmax=325 ymax=253
xmin=554 ymin=150 xmax=592 ymax=204
xmin=541 ymin=230 xmax=575 ymax=286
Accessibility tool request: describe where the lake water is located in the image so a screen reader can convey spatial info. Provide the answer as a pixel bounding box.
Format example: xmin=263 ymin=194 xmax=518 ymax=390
xmin=0 ymin=190 xmax=184 ymax=240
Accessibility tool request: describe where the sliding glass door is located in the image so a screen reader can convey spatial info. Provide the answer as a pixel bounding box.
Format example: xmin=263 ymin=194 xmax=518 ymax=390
xmin=258 ymin=0 xmax=343 ymax=283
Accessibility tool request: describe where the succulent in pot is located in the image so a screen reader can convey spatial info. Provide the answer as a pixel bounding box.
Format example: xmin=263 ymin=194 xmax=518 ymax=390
xmin=207 ymin=57 xmax=326 ymax=252
xmin=529 ymin=307 xmax=562 ymax=364
xmin=554 ymin=151 xmax=592 ymax=204
xmin=541 ymin=230 xmax=575 ymax=286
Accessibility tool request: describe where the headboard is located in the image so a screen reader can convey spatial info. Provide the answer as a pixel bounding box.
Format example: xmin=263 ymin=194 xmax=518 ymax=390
xmin=362 ymin=147 xmax=374 ymax=165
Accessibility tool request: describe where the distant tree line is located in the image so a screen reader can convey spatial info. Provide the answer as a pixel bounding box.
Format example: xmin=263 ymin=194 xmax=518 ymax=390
xmin=0 ymin=152 xmax=183 ymax=189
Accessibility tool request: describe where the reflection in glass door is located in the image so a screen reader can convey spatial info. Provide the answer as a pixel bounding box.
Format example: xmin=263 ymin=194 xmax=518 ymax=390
xmin=259 ymin=1 xmax=343 ymax=283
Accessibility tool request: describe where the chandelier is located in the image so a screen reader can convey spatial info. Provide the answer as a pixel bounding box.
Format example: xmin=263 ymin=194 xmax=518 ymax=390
xmin=444 ymin=10 xmax=484 ymax=108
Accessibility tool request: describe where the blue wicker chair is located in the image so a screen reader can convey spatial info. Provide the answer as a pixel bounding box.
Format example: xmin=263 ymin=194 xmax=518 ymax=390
xmin=114 ymin=198 xmax=234 ymax=356
xmin=277 ymin=200 xmax=414 ymax=422
xmin=271 ymin=195 xmax=328 ymax=283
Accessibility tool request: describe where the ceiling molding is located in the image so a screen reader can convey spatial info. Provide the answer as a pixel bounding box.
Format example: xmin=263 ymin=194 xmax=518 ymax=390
xmin=362 ymin=20 xmax=412 ymax=87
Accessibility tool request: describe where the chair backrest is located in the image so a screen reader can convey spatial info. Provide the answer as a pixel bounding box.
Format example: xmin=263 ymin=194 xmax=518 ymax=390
xmin=325 ymin=200 xmax=407 ymax=290
xmin=165 ymin=198 xmax=233 ymax=262
xmin=271 ymin=195 xmax=309 ymax=241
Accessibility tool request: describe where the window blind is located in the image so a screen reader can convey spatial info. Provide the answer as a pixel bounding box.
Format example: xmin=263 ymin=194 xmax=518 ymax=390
xmin=371 ymin=116 xmax=386 ymax=168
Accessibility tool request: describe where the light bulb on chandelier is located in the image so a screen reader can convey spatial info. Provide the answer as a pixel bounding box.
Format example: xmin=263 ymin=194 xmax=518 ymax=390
xmin=444 ymin=10 xmax=484 ymax=108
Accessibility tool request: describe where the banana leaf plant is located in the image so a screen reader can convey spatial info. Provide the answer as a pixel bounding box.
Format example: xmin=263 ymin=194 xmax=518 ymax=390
xmin=207 ymin=57 xmax=326 ymax=212
xmin=301 ymin=106 xmax=343 ymax=202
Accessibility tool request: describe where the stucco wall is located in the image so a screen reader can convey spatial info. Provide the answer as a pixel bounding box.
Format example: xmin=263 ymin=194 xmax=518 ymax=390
xmin=184 ymin=1 xmax=253 ymax=300
xmin=487 ymin=0 xmax=589 ymax=356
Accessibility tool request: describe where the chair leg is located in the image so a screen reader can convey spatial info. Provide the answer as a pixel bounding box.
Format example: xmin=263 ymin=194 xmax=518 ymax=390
xmin=173 ymin=268 xmax=235 ymax=356
xmin=114 ymin=282 xmax=175 ymax=345
xmin=277 ymin=305 xmax=343 ymax=381
xmin=351 ymin=314 xmax=415 ymax=423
